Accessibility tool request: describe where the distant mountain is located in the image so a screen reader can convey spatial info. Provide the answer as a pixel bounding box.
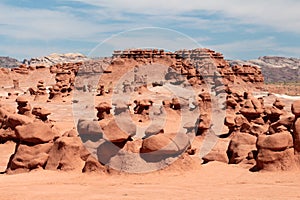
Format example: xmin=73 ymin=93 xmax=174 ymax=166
xmin=23 ymin=53 xmax=88 ymax=67
xmin=229 ymin=56 xmax=300 ymax=83
xmin=0 ymin=56 xmax=21 ymax=68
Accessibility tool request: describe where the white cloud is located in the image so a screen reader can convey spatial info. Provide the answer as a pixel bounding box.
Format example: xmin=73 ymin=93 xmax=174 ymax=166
xmin=69 ymin=0 xmax=300 ymax=33
xmin=0 ymin=3 xmax=127 ymax=41
xmin=0 ymin=0 xmax=299 ymax=59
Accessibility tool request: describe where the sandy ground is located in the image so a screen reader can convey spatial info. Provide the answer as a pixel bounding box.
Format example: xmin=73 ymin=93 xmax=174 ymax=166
xmin=1 ymin=162 xmax=300 ymax=200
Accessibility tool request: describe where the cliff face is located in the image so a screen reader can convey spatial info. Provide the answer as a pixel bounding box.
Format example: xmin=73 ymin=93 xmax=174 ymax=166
xmin=229 ymin=56 xmax=300 ymax=83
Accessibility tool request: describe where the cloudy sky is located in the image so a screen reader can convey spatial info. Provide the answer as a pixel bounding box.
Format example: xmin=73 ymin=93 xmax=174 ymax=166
xmin=1 ymin=0 xmax=300 ymax=60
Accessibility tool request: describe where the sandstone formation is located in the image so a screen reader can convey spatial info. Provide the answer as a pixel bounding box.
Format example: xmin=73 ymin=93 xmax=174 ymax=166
xmin=0 ymin=48 xmax=299 ymax=175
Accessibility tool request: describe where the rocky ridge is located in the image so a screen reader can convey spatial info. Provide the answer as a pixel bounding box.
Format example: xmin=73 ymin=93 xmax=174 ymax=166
xmin=0 ymin=56 xmax=21 ymax=68
xmin=229 ymin=56 xmax=300 ymax=83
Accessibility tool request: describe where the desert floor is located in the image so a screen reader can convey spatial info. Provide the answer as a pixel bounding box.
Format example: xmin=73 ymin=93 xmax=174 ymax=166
xmin=1 ymin=160 xmax=300 ymax=200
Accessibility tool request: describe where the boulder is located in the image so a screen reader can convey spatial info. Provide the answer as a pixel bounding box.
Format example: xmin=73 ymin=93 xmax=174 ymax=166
xmin=234 ymin=114 xmax=249 ymax=127
xmin=257 ymin=132 xmax=293 ymax=151
xmin=198 ymin=113 xmax=211 ymax=130
xmin=32 ymin=106 xmax=51 ymax=121
xmin=15 ymin=121 xmax=57 ymax=144
xmin=101 ymin=115 xmax=136 ymax=143
xmin=46 ymin=137 xmax=90 ymax=171
xmin=240 ymin=100 xmax=261 ymax=117
xmin=122 ymin=139 xmax=143 ymax=153
xmin=144 ymin=122 xmax=164 ymax=138
xmin=140 ymin=132 xmax=190 ymax=162
xmin=293 ymin=118 xmax=300 ymax=152
xmin=6 ymin=114 xmax=33 ymax=129
xmin=0 ymin=129 xmax=17 ymax=142
xmin=250 ymin=124 xmax=268 ymax=136
xmin=269 ymin=114 xmax=295 ymax=134
xmin=256 ymin=148 xmax=295 ymax=171
xmin=62 ymin=129 xmax=78 ymax=137
xmin=226 ymin=95 xmax=238 ymax=108
xmin=202 ymin=139 xmax=230 ymax=163
xmin=8 ymin=143 xmax=53 ymax=172
xmin=82 ymin=155 xmax=106 ymax=173
xmin=224 ymin=114 xmax=235 ymax=128
xmin=97 ymin=140 xmax=121 ymax=165
xmin=227 ymin=132 xmax=257 ymax=164
xmin=77 ymin=119 xmax=103 ymax=142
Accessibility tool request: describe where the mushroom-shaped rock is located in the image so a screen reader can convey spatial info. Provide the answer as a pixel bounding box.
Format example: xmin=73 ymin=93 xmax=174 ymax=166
xmin=16 ymin=96 xmax=29 ymax=104
xmin=134 ymin=99 xmax=153 ymax=114
xmin=16 ymin=97 xmax=31 ymax=116
xmin=32 ymin=106 xmax=51 ymax=121
xmin=95 ymin=102 xmax=112 ymax=120
xmin=269 ymin=114 xmax=295 ymax=134
xmin=273 ymin=99 xmax=285 ymax=109
xmin=171 ymin=98 xmax=181 ymax=110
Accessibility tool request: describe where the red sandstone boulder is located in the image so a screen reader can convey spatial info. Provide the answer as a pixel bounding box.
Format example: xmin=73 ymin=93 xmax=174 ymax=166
xmin=6 ymin=114 xmax=33 ymax=129
xmin=256 ymin=148 xmax=295 ymax=171
xmin=202 ymin=138 xmax=230 ymax=163
xmin=46 ymin=136 xmax=90 ymax=171
xmin=227 ymin=132 xmax=257 ymax=164
xmin=15 ymin=121 xmax=58 ymax=144
xmin=82 ymin=155 xmax=107 ymax=173
xmin=140 ymin=132 xmax=190 ymax=161
xmin=7 ymin=143 xmax=53 ymax=173
xmin=293 ymin=118 xmax=300 ymax=152
xmin=100 ymin=117 xmax=135 ymax=143
xmin=257 ymin=132 xmax=293 ymax=151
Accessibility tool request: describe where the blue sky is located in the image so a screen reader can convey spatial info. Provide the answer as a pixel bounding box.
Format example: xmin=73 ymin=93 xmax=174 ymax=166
xmin=0 ymin=0 xmax=300 ymax=60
